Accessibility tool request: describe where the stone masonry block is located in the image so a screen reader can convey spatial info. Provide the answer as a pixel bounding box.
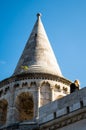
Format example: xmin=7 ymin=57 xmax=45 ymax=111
xmin=70 ymin=102 xmax=80 ymax=112
xmin=83 ymin=97 xmax=86 ymax=107
xmin=39 ymin=101 xmax=57 ymax=116
xmin=46 ymin=113 xmax=54 ymax=121
xmin=56 ymin=108 xmax=67 ymax=117
xmin=39 ymin=113 xmax=54 ymax=124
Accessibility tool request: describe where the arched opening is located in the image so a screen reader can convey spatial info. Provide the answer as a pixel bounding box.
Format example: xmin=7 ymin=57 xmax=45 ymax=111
xmin=0 ymin=99 xmax=8 ymax=125
xmin=15 ymin=92 xmax=34 ymax=121
xmin=40 ymin=82 xmax=52 ymax=107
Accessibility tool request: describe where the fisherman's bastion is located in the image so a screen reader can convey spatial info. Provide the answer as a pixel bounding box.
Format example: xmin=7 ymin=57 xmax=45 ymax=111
xmin=0 ymin=13 xmax=86 ymax=130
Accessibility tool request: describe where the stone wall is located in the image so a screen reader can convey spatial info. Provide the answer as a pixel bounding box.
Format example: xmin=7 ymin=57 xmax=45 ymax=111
xmin=39 ymin=87 xmax=86 ymax=130
xmin=0 ymin=122 xmax=39 ymax=130
xmin=0 ymin=74 xmax=70 ymax=128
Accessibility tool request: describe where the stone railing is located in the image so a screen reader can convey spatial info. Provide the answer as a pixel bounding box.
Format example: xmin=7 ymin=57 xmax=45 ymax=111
xmin=39 ymin=87 xmax=86 ymax=125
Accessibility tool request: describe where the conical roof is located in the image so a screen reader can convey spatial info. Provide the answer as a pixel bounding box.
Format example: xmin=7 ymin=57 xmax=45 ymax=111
xmin=13 ymin=13 xmax=62 ymax=76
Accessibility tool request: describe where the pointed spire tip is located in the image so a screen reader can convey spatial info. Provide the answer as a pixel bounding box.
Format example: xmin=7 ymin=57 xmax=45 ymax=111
xmin=37 ymin=13 xmax=42 ymax=18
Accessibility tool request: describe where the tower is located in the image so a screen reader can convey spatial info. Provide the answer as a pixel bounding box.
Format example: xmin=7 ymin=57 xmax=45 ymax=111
xmin=0 ymin=13 xmax=71 ymax=130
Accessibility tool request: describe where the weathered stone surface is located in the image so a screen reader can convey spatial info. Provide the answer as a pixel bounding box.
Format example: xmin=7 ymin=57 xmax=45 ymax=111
xmin=83 ymin=97 xmax=86 ymax=106
xmin=70 ymin=102 xmax=81 ymax=112
xmin=56 ymin=108 xmax=67 ymax=117
xmin=13 ymin=13 xmax=62 ymax=76
xmin=0 ymin=122 xmax=39 ymax=130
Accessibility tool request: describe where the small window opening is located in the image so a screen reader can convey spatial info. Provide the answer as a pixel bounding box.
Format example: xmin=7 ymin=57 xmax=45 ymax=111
xmin=54 ymin=112 xmax=56 ymax=119
xmin=67 ymin=106 xmax=70 ymax=113
xmin=80 ymin=101 xmax=83 ymax=108
xmin=35 ymin=33 xmax=37 ymax=37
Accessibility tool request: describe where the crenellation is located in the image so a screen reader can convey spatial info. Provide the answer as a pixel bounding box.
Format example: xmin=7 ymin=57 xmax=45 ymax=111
xmin=39 ymin=87 xmax=86 ymax=126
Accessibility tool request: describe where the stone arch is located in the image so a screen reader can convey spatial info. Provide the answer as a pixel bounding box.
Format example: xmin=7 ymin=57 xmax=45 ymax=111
xmin=22 ymin=82 xmax=28 ymax=87
xmin=15 ymin=92 xmax=34 ymax=121
xmin=14 ymin=83 xmax=19 ymax=88
xmin=40 ymin=82 xmax=52 ymax=107
xmin=30 ymin=82 xmax=37 ymax=90
xmin=30 ymin=82 xmax=36 ymax=87
xmin=0 ymin=99 xmax=8 ymax=125
xmin=54 ymin=84 xmax=61 ymax=92
xmin=4 ymin=86 xmax=9 ymax=94
xmin=63 ymin=87 xmax=68 ymax=94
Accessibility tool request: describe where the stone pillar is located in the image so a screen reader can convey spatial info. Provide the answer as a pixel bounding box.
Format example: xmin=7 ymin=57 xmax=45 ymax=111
xmin=6 ymin=107 xmax=18 ymax=125
xmin=38 ymin=87 xmax=40 ymax=108
xmin=0 ymin=109 xmax=3 ymax=125
xmin=36 ymin=86 xmax=40 ymax=121
xmin=34 ymin=84 xmax=40 ymax=121
xmin=51 ymin=86 xmax=54 ymax=101
xmin=6 ymin=85 xmax=16 ymax=125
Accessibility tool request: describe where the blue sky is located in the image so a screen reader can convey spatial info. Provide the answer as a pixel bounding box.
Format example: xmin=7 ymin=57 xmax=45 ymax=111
xmin=0 ymin=0 xmax=86 ymax=88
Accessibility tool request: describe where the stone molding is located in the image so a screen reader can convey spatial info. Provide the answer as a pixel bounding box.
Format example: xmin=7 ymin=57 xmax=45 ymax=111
xmin=0 ymin=73 xmax=71 ymax=88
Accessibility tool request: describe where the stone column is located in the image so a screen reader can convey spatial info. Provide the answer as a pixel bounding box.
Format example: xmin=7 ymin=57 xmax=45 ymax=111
xmin=6 ymin=85 xmax=17 ymax=125
xmin=51 ymin=86 xmax=54 ymax=101
xmin=34 ymin=83 xmax=40 ymax=121
xmin=38 ymin=86 xmax=40 ymax=108
xmin=6 ymin=107 xmax=18 ymax=125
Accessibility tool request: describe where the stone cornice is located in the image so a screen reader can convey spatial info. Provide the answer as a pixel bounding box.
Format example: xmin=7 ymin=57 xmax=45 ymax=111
xmin=0 ymin=73 xmax=71 ymax=88
xmin=40 ymin=107 xmax=86 ymax=130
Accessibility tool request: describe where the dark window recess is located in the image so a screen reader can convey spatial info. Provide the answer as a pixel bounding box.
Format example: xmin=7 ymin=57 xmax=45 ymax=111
xmin=34 ymin=33 xmax=37 ymax=40
xmin=54 ymin=112 xmax=56 ymax=119
xmin=35 ymin=33 xmax=37 ymax=37
xmin=67 ymin=106 xmax=70 ymax=113
xmin=80 ymin=101 xmax=83 ymax=108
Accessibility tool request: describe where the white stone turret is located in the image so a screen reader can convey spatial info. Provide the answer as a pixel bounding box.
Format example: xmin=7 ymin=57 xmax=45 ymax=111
xmin=0 ymin=14 xmax=71 ymax=130
xmin=13 ymin=13 xmax=62 ymax=76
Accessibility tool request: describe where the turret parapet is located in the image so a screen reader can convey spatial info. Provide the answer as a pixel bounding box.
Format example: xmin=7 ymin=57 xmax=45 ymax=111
xmin=39 ymin=87 xmax=86 ymax=129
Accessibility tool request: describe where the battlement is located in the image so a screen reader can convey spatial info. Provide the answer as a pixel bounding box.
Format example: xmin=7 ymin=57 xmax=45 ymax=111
xmin=39 ymin=87 xmax=86 ymax=124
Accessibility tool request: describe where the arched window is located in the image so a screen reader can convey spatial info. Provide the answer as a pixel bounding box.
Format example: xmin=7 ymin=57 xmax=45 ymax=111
xmin=40 ymin=82 xmax=51 ymax=107
xmin=0 ymin=99 xmax=8 ymax=125
xmin=15 ymin=92 xmax=34 ymax=121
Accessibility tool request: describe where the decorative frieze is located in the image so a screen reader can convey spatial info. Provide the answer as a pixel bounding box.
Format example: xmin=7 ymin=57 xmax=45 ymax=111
xmin=0 ymin=73 xmax=71 ymax=88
